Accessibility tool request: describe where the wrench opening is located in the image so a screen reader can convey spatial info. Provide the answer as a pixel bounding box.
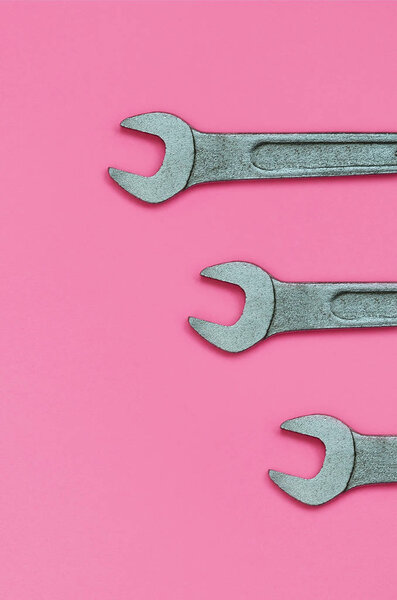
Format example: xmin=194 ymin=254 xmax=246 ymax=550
xmin=188 ymin=262 xmax=275 ymax=353
xmin=269 ymin=415 xmax=355 ymax=506
xmin=108 ymin=112 xmax=195 ymax=204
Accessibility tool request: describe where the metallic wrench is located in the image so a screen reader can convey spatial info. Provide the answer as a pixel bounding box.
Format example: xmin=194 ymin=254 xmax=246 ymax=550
xmin=108 ymin=112 xmax=397 ymax=204
xmin=269 ymin=414 xmax=397 ymax=505
xmin=189 ymin=261 xmax=397 ymax=352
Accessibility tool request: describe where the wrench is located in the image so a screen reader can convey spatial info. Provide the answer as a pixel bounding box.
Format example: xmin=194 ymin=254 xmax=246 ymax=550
xmin=189 ymin=261 xmax=397 ymax=352
xmin=108 ymin=112 xmax=397 ymax=204
xmin=269 ymin=414 xmax=397 ymax=505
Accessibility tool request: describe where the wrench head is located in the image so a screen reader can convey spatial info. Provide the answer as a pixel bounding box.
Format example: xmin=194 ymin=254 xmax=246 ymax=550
xmin=108 ymin=112 xmax=195 ymax=204
xmin=269 ymin=415 xmax=355 ymax=506
xmin=189 ymin=261 xmax=275 ymax=353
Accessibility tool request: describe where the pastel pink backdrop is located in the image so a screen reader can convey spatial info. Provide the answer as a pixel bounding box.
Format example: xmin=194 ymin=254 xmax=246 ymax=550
xmin=1 ymin=1 xmax=397 ymax=598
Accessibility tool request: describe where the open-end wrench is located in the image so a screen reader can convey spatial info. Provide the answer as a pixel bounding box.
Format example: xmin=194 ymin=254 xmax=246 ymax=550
xmin=269 ymin=414 xmax=397 ymax=505
xmin=189 ymin=261 xmax=397 ymax=352
xmin=108 ymin=112 xmax=397 ymax=204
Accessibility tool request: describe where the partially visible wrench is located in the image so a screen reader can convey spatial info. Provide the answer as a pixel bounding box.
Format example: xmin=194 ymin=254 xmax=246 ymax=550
xmin=108 ymin=112 xmax=397 ymax=203
xmin=189 ymin=261 xmax=397 ymax=352
xmin=269 ymin=414 xmax=397 ymax=505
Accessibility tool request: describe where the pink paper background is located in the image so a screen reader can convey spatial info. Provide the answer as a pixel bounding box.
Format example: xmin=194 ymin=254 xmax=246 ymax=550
xmin=1 ymin=1 xmax=397 ymax=598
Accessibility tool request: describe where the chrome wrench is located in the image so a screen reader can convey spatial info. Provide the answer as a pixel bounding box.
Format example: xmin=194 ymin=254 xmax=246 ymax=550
xmin=269 ymin=414 xmax=397 ymax=505
xmin=108 ymin=112 xmax=397 ymax=204
xmin=189 ymin=261 xmax=397 ymax=352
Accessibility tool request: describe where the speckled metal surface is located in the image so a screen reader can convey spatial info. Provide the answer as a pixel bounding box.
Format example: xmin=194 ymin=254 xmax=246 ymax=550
xmin=189 ymin=261 xmax=397 ymax=352
xmin=108 ymin=112 xmax=397 ymax=203
xmin=269 ymin=414 xmax=397 ymax=506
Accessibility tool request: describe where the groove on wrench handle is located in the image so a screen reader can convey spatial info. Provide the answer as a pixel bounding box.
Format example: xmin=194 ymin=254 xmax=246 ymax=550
xmin=190 ymin=132 xmax=397 ymax=184
xmin=268 ymin=281 xmax=397 ymax=336
xmin=331 ymin=291 xmax=397 ymax=321
xmin=251 ymin=141 xmax=397 ymax=173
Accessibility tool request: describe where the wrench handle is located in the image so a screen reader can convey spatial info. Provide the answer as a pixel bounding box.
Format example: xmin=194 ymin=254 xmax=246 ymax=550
xmin=347 ymin=433 xmax=397 ymax=489
xmin=190 ymin=132 xmax=397 ymax=185
xmin=268 ymin=280 xmax=397 ymax=337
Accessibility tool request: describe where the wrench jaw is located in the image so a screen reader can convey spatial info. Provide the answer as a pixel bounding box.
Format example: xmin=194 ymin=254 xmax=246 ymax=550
xmin=108 ymin=112 xmax=195 ymax=204
xmin=188 ymin=262 xmax=275 ymax=353
xmin=269 ymin=415 xmax=355 ymax=506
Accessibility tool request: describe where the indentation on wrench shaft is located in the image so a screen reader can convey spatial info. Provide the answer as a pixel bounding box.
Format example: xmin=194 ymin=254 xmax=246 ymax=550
xmin=331 ymin=291 xmax=397 ymax=320
xmin=251 ymin=142 xmax=397 ymax=172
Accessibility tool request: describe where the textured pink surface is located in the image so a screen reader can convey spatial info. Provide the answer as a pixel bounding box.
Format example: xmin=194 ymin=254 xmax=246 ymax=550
xmin=1 ymin=1 xmax=397 ymax=598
